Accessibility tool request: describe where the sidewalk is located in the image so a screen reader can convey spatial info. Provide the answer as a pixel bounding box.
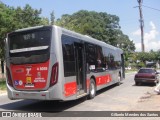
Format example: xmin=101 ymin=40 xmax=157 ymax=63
xmin=131 ymin=88 xmax=160 ymax=111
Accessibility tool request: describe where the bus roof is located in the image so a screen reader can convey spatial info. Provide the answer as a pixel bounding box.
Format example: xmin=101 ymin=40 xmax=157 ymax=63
xmin=15 ymin=25 xmax=45 ymax=32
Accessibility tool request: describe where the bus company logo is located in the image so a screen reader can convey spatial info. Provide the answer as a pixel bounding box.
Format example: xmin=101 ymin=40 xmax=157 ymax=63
xmin=15 ymin=69 xmax=24 ymax=73
xmin=37 ymin=72 xmax=41 ymax=78
xmin=2 ymin=112 xmax=12 ymax=117
xmin=26 ymin=68 xmax=31 ymax=76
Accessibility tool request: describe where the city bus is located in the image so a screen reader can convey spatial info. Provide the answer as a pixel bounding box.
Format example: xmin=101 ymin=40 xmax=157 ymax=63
xmin=5 ymin=25 xmax=125 ymax=101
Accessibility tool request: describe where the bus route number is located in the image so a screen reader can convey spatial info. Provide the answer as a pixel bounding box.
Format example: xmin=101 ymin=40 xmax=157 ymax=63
xmin=37 ymin=67 xmax=48 ymax=71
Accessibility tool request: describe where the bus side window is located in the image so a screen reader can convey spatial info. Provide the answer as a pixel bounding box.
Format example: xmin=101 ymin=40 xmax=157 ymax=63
xmin=62 ymin=35 xmax=76 ymax=77
xmin=96 ymin=46 xmax=104 ymax=72
xmin=86 ymin=44 xmax=105 ymax=72
xmin=85 ymin=43 xmax=96 ymax=72
xmin=102 ymin=47 xmax=110 ymax=70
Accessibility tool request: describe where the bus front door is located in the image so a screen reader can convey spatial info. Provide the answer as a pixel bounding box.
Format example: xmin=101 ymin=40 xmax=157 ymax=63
xmin=75 ymin=43 xmax=86 ymax=95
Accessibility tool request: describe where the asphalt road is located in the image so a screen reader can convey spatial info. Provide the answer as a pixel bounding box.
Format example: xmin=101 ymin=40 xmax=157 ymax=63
xmin=0 ymin=72 xmax=157 ymax=119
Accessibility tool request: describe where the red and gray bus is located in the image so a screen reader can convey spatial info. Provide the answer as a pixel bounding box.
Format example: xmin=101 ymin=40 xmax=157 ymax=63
xmin=5 ymin=25 xmax=125 ymax=101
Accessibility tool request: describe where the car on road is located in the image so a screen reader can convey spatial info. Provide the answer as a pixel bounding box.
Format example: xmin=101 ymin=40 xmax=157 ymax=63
xmin=134 ymin=68 xmax=160 ymax=85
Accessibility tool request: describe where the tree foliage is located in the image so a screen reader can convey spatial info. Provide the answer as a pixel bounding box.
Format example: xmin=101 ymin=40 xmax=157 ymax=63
xmin=136 ymin=51 xmax=157 ymax=63
xmin=128 ymin=51 xmax=160 ymax=69
xmin=0 ymin=2 xmax=13 ymax=59
xmin=0 ymin=2 xmax=49 ymax=60
xmin=50 ymin=10 xmax=55 ymax=25
xmin=12 ymin=4 xmax=43 ymax=29
xmin=56 ymin=10 xmax=135 ymax=52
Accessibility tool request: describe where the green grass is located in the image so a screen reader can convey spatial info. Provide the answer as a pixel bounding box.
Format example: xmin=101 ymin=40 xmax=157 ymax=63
xmin=125 ymin=69 xmax=137 ymax=73
xmin=0 ymin=79 xmax=6 ymax=90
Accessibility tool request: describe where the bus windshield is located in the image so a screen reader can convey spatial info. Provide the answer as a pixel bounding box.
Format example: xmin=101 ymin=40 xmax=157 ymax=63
xmin=9 ymin=29 xmax=50 ymax=53
xmin=8 ymin=27 xmax=51 ymax=64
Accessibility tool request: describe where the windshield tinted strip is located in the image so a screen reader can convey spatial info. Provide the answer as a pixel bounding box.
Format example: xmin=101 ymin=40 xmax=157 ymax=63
xmin=10 ymin=46 xmax=49 ymax=53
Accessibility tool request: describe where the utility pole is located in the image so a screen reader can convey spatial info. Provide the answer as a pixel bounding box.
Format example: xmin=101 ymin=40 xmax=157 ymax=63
xmin=137 ymin=0 xmax=145 ymax=52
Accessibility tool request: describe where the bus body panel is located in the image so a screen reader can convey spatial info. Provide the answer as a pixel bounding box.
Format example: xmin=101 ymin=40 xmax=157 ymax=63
xmin=10 ymin=60 xmax=49 ymax=90
xmin=6 ymin=26 xmax=63 ymax=100
xmin=6 ymin=25 xmax=124 ymax=101
xmin=7 ymin=82 xmax=63 ymax=100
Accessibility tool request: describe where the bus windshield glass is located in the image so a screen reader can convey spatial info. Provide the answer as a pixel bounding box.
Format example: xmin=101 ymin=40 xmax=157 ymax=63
xmin=8 ymin=27 xmax=51 ymax=64
xmin=9 ymin=29 xmax=51 ymax=53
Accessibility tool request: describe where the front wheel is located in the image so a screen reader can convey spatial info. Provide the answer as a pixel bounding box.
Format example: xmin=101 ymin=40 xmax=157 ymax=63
xmin=88 ymin=79 xmax=96 ymax=99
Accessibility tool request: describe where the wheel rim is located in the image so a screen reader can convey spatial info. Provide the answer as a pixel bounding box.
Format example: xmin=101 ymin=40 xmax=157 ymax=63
xmin=90 ymin=82 xmax=95 ymax=96
xmin=118 ymin=76 xmax=121 ymax=82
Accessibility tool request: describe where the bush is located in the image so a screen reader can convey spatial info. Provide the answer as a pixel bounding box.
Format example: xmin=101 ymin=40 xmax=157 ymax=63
xmin=0 ymin=80 xmax=6 ymax=90
xmin=137 ymin=62 xmax=146 ymax=68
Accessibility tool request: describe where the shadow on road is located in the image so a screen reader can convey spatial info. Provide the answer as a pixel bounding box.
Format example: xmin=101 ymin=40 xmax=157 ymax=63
xmin=96 ymin=82 xmax=123 ymax=96
xmin=132 ymin=83 xmax=156 ymax=87
xmin=0 ymin=97 xmax=87 ymax=112
xmin=0 ymin=83 xmax=123 ymax=112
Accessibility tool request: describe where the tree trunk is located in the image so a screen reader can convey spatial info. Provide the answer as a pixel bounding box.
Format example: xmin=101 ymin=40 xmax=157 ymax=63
xmin=1 ymin=60 xmax=4 ymax=74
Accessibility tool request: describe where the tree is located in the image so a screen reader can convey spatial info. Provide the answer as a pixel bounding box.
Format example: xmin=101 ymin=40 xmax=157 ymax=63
xmin=0 ymin=2 xmax=14 ymax=73
xmin=12 ymin=4 xmax=44 ymax=29
xmin=50 ymin=10 xmax=55 ymax=25
xmin=41 ymin=17 xmax=49 ymax=25
xmin=55 ymin=10 xmax=135 ymax=52
xmin=0 ymin=2 xmax=48 ymax=73
xmin=156 ymin=50 xmax=160 ymax=61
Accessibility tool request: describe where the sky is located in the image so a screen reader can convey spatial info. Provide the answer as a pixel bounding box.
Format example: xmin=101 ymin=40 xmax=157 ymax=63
xmin=1 ymin=0 xmax=160 ymax=52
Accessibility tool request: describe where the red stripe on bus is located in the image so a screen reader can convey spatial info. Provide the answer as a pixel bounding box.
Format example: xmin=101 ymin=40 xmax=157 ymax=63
xmin=64 ymin=82 xmax=77 ymax=97
xmin=86 ymin=79 xmax=90 ymax=89
xmin=96 ymin=74 xmax=112 ymax=86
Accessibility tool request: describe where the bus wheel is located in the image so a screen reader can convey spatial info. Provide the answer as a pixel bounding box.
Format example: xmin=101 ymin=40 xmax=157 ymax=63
xmin=88 ymin=78 xmax=96 ymax=99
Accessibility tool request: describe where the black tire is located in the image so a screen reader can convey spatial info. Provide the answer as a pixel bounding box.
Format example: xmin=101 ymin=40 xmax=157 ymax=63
xmin=135 ymin=82 xmax=140 ymax=86
xmin=88 ymin=78 xmax=96 ymax=99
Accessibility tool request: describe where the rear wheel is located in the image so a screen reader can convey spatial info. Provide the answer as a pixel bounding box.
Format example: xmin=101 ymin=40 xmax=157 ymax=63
xmin=135 ymin=82 xmax=140 ymax=86
xmin=88 ymin=78 xmax=96 ymax=99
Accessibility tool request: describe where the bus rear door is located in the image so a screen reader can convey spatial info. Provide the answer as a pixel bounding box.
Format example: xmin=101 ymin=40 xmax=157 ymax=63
xmin=74 ymin=42 xmax=86 ymax=95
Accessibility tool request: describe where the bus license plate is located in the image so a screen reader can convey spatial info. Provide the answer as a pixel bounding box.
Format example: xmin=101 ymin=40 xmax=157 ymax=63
xmin=25 ymin=84 xmax=34 ymax=88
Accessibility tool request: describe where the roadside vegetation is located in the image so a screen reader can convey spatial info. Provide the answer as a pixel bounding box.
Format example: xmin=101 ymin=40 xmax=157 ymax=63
xmin=0 ymin=78 xmax=6 ymax=90
xmin=125 ymin=51 xmax=160 ymax=70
